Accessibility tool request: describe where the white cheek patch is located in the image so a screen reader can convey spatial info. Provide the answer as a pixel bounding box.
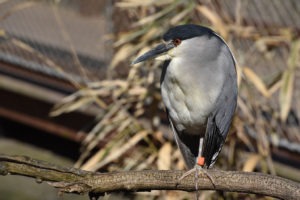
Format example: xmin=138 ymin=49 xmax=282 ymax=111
xmin=168 ymin=48 xmax=176 ymax=57
xmin=157 ymin=46 xmax=178 ymax=61
xmin=155 ymin=53 xmax=172 ymax=61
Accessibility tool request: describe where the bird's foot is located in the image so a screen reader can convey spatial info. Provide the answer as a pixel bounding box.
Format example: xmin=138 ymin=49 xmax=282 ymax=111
xmin=199 ymin=167 xmax=216 ymax=188
xmin=177 ymin=166 xmax=216 ymax=200
xmin=177 ymin=166 xmax=216 ymax=188
xmin=178 ymin=167 xmax=197 ymax=182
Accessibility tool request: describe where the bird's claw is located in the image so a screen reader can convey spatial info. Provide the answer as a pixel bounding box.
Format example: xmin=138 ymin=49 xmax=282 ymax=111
xmin=177 ymin=166 xmax=216 ymax=188
xmin=178 ymin=168 xmax=197 ymax=183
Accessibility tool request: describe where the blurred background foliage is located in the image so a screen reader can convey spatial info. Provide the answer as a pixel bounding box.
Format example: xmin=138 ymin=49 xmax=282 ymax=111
xmin=0 ymin=0 xmax=300 ymax=199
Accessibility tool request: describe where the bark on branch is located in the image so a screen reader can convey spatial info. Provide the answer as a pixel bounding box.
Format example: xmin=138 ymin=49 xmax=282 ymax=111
xmin=0 ymin=154 xmax=299 ymax=200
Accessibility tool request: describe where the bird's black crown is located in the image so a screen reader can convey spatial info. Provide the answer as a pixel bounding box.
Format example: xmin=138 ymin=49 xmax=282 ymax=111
xmin=163 ymin=24 xmax=215 ymax=41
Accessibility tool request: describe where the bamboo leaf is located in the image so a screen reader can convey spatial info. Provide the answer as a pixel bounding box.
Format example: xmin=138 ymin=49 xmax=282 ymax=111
xmin=50 ymin=97 xmax=94 ymax=116
xmin=170 ymin=4 xmax=194 ymax=25
xmin=83 ymin=131 xmax=148 ymax=171
xmin=243 ymin=67 xmax=270 ymax=97
xmin=279 ymin=39 xmax=300 ymax=121
xmin=196 ymin=5 xmax=227 ymax=38
xmin=116 ymin=0 xmax=157 ymax=8
xmin=0 ymin=29 xmax=5 ymax=37
xmin=110 ymin=44 xmax=135 ymax=69
xmin=243 ymin=154 xmax=261 ymax=172
xmin=0 ymin=1 xmax=35 ymax=21
xmin=287 ymin=39 xmax=300 ymax=70
xmin=132 ymin=1 xmax=182 ymax=27
xmin=116 ymin=0 xmax=174 ymax=8
xmin=157 ymin=142 xmax=172 ymax=170
xmin=114 ymin=28 xmax=148 ymax=47
xmin=279 ymin=70 xmax=294 ymax=121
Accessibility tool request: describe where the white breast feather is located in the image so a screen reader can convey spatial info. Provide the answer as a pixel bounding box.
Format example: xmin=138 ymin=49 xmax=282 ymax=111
xmin=161 ymin=37 xmax=225 ymax=134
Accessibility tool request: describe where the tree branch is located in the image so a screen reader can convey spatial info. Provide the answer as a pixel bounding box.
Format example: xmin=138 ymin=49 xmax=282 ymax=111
xmin=0 ymin=154 xmax=299 ymax=200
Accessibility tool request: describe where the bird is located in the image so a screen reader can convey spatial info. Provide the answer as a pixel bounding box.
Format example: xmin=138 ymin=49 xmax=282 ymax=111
xmin=132 ymin=24 xmax=237 ymax=184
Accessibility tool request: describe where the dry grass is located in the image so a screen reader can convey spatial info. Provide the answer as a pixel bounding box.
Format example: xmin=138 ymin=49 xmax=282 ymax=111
xmin=1 ymin=0 xmax=299 ymax=199
xmin=52 ymin=0 xmax=300 ymax=199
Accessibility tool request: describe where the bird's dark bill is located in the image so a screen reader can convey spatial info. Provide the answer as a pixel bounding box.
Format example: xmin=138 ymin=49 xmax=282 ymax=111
xmin=132 ymin=42 xmax=175 ymax=65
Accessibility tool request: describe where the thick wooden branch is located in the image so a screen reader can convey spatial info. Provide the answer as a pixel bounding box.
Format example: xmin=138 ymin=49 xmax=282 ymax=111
xmin=0 ymin=154 xmax=299 ymax=200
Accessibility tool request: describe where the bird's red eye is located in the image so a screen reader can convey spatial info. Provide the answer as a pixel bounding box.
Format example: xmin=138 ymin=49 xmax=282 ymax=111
xmin=173 ymin=38 xmax=181 ymax=46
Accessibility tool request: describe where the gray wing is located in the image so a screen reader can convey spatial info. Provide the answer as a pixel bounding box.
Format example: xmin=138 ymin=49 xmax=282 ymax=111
xmin=202 ymin=66 xmax=237 ymax=168
xmin=168 ymin=115 xmax=200 ymax=169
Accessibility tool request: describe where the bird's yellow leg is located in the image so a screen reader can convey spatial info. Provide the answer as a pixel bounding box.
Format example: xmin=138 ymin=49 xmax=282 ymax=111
xmin=178 ymin=160 xmax=215 ymax=200
xmin=177 ymin=138 xmax=215 ymax=200
xmin=178 ymin=157 xmax=215 ymax=187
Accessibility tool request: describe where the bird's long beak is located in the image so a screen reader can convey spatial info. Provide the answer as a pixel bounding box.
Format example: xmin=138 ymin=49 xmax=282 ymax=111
xmin=132 ymin=42 xmax=175 ymax=65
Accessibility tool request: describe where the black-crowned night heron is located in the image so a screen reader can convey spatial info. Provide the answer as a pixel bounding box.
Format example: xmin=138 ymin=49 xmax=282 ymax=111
xmin=132 ymin=24 xmax=237 ymax=183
